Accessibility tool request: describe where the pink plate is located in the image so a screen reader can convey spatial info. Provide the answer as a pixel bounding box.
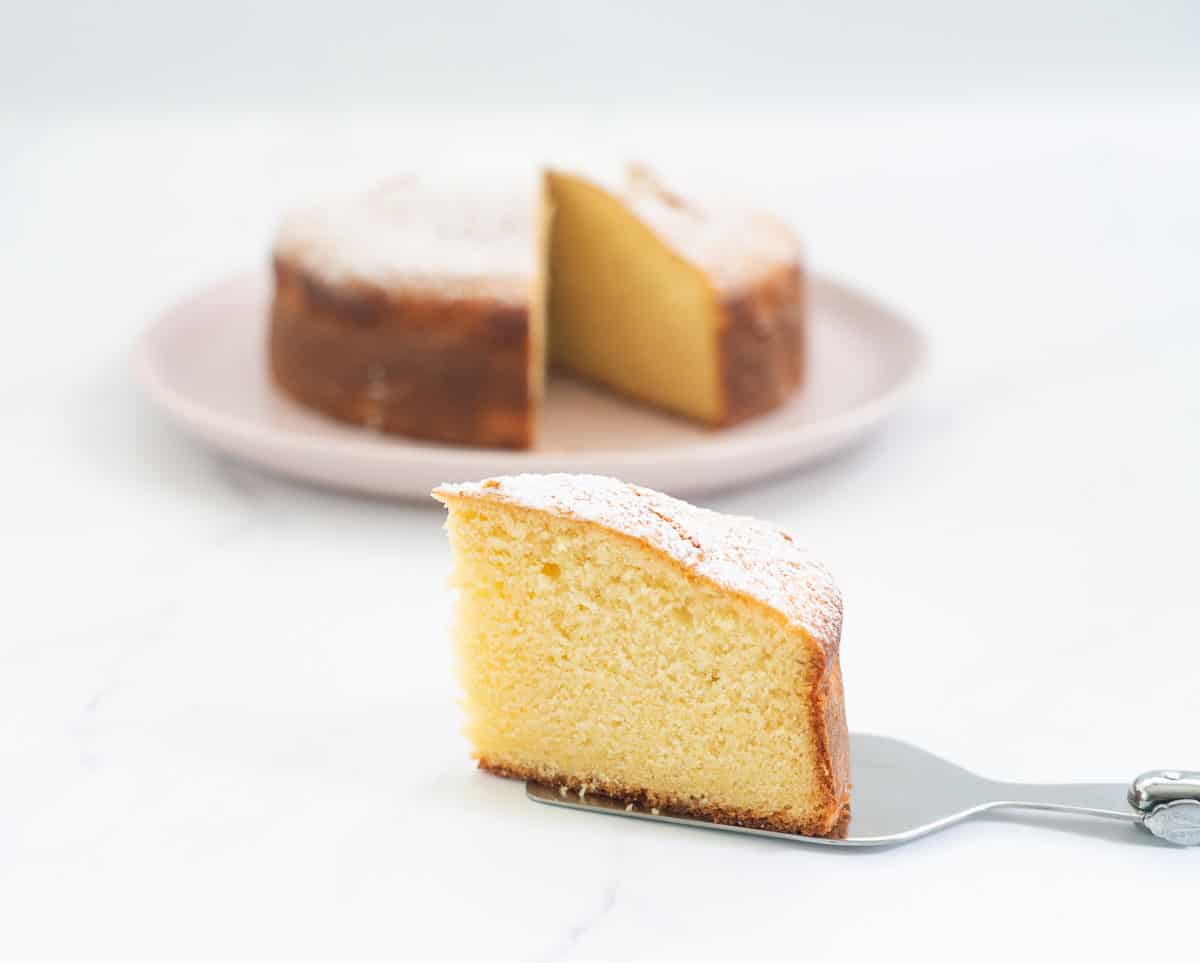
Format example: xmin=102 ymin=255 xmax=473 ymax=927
xmin=134 ymin=271 xmax=927 ymax=499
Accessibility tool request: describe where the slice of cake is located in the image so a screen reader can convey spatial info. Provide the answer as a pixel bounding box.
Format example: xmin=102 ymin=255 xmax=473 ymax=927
xmin=434 ymin=473 xmax=850 ymax=837
xmin=270 ymin=177 xmax=544 ymax=449
xmin=544 ymin=166 xmax=806 ymax=426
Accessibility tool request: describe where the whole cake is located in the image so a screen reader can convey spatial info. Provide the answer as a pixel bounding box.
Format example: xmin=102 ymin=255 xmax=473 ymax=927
xmin=270 ymin=167 xmax=806 ymax=448
xmin=434 ymin=473 xmax=850 ymax=837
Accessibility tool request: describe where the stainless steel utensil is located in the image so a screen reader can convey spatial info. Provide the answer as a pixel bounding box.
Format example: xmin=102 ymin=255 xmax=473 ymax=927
xmin=526 ymin=733 xmax=1200 ymax=847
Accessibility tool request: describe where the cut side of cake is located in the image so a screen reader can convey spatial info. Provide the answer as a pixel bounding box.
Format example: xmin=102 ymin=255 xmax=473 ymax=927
xmin=434 ymin=473 xmax=850 ymax=837
xmin=544 ymin=167 xmax=807 ymax=427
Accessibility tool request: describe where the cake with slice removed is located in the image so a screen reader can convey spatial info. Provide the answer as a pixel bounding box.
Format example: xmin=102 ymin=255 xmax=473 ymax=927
xmin=433 ymin=473 xmax=850 ymax=837
xmin=269 ymin=166 xmax=806 ymax=448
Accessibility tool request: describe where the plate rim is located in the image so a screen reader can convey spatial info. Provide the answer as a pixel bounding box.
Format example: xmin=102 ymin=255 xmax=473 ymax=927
xmin=133 ymin=270 xmax=929 ymax=487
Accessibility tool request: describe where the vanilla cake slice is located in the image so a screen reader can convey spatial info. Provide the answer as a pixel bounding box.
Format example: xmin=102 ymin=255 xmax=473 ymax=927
xmin=433 ymin=473 xmax=850 ymax=837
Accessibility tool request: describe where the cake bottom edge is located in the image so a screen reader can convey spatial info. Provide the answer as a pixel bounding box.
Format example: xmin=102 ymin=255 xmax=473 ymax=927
xmin=267 ymin=361 xmax=536 ymax=450
xmin=477 ymin=756 xmax=850 ymax=839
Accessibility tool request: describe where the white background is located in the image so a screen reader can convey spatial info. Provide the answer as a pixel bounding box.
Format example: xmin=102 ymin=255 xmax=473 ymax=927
xmin=5 ymin=0 xmax=1200 ymax=111
xmin=3 ymin=4 xmax=1199 ymax=961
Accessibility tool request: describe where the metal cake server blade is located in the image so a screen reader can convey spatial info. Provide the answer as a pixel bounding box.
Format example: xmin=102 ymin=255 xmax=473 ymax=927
xmin=526 ymin=733 xmax=1200 ymax=847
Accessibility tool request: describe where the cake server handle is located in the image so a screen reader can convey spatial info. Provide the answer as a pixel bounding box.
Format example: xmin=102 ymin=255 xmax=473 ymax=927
xmin=1128 ymin=769 xmax=1200 ymax=846
xmin=985 ymin=769 xmax=1200 ymax=846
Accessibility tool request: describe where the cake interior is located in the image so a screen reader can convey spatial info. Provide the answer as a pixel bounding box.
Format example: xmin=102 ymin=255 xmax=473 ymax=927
xmin=441 ymin=493 xmax=837 ymax=833
xmin=544 ymin=171 xmax=724 ymax=424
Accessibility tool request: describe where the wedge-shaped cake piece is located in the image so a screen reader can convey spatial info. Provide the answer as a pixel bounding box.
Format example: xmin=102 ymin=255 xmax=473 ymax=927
xmin=434 ymin=473 xmax=850 ymax=836
xmin=545 ymin=167 xmax=806 ymax=426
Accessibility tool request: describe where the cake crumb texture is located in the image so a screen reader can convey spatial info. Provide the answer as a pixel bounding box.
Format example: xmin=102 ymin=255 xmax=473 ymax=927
xmin=434 ymin=473 xmax=850 ymax=836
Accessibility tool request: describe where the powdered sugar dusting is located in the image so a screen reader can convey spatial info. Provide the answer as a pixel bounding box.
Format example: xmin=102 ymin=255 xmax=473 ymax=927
xmin=275 ymin=169 xmax=798 ymax=302
xmin=626 ymin=187 xmax=801 ymax=291
xmin=274 ymin=176 xmax=536 ymax=303
xmin=434 ymin=473 xmax=841 ymax=658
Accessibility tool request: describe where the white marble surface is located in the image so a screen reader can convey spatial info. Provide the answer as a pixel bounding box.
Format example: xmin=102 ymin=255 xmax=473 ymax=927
xmin=3 ymin=104 xmax=1199 ymax=961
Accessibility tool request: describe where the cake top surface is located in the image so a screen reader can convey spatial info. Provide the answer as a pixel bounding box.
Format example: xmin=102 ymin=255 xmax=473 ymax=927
xmin=434 ymin=473 xmax=841 ymax=658
xmin=274 ymin=177 xmax=536 ymax=303
xmin=275 ymin=167 xmax=799 ymax=301
xmin=617 ymin=165 xmax=802 ymax=290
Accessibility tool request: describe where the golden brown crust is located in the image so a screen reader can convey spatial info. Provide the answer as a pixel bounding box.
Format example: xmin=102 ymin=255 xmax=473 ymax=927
xmin=717 ymin=261 xmax=806 ymax=426
xmin=808 ymin=654 xmax=852 ymax=834
xmin=269 ymin=257 xmax=536 ymax=448
xmin=479 ymin=757 xmax=847 ymax=838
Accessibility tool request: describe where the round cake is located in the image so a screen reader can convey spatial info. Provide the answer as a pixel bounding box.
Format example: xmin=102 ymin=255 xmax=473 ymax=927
xmin=269 ymin=168 xmax=806 ymax=449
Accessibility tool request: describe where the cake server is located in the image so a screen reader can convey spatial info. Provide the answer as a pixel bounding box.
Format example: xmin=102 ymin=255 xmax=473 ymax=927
xmin=526 ymin=733 xmax=1200 ymax=847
